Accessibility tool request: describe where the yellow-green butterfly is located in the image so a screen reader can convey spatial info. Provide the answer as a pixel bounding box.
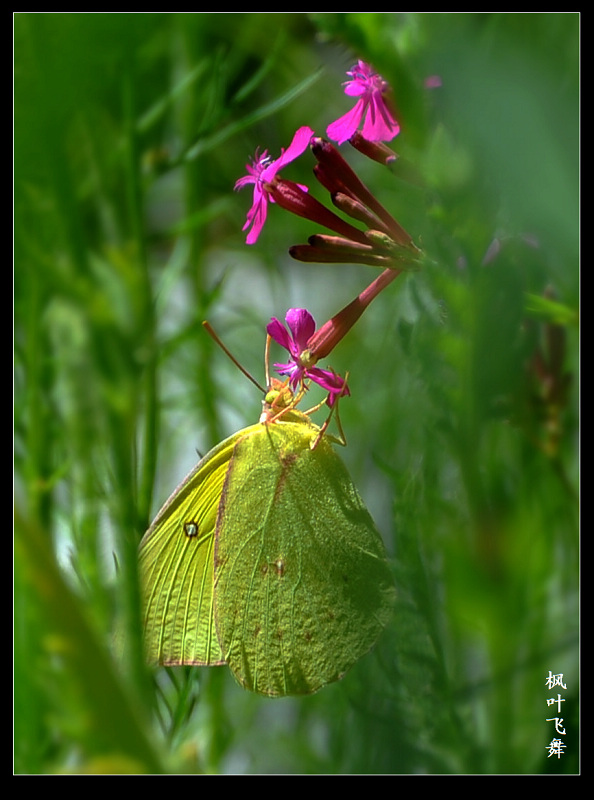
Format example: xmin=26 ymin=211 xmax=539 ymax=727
xmin=139 ymin=347 xmax=395 ymax=697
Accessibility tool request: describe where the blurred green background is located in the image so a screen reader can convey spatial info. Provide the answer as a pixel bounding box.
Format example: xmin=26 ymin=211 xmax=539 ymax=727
xmin=14 ymin=13 xmax=579 ymax=774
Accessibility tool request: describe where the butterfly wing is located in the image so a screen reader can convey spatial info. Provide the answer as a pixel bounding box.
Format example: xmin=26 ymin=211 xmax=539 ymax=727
xmin=139 ymin=428 xmax=259 ymax=666
xmin=214 ymin=419 xmax=395 ymax=696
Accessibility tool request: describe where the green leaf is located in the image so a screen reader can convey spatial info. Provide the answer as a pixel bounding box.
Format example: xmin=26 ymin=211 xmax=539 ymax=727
xmin=524 ymin=293 xmax=578 ymax=327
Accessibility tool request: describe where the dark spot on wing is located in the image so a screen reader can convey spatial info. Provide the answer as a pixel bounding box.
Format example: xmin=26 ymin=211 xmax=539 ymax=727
xmin=274 ymin=558 xmax=286 ymax=577
xmin=184 ymin=521 xmax=199 ymax=538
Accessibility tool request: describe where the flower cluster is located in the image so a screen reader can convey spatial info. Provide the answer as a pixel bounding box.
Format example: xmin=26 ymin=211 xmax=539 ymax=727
xmin=234 ymin=60 xmax=421 ymax=415
xmin=284 ymin=136 xmax=420 ymax=269
xmin=234 ymin=61 xmax=404 ymax=251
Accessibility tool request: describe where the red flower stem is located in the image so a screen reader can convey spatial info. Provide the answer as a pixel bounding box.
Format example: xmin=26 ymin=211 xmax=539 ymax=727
xmin=331 ymin=192 xmax=394 ymax=238
xmin=289 ymin=244 xmax=401 ymax=269
xmin=311 ymin=137 xmax=416 ymax=250
xmin=349 ymin=131 xmax=398 ymax=165
xmin=306 ymin=268 xmax=401 ymax=360
xmin=267 ymin=179 xmax=369 ymax=246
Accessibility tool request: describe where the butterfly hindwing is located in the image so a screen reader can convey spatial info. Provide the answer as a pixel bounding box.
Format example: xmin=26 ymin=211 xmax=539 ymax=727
xmin=213 ymin=418 xmax=395 ymax=696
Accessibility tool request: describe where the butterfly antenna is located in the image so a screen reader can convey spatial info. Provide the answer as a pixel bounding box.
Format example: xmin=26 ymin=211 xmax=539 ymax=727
xmin=202 ymin=320 xmax=267 ymax=394
xmin=265 ymin=333 xmax=272 ymax=388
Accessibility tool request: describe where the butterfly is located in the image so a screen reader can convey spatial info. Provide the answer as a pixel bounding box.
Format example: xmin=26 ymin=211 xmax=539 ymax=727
xmin=138 ymin=346 xmax=395 ymax=697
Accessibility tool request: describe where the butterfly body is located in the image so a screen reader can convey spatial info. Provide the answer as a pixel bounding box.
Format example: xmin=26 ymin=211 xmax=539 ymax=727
xmin=139 ymin=408 xmax=395 ymax=697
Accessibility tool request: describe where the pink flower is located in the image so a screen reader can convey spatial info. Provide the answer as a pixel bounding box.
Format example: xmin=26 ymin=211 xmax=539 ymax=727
xmin=326 ymin=60 xmax=400 ymax=145
xmin=267 ymin=308 xmax=350 ymax=407
xmin=234 ymin=126 xmax=314 ymax=244
xmin=424 ymin=75 xmax=442 ymax=89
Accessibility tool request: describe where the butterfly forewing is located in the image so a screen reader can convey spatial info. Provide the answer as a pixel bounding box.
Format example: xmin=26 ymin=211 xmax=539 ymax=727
xmin=139 ymin=433 xmax=249 ymax=666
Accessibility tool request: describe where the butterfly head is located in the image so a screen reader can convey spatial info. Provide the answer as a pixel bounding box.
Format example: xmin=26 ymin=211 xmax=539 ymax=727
xmin=260 ymin=378 xmax=309 ymax=425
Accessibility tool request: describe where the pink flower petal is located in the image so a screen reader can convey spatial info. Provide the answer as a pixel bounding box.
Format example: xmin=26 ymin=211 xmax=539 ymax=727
xmin=327 ymin=61 xmax=399 ymax=145
xmin=285 ymin=307 xmax=316 ymax=350
xmin=235 ymin=128 xmax=314 ymax=244
xmin=326 ymin=99 xmax=366 ymax=145
xmin=267 ymin=317 xmax=294 ymax=353
xmin=361 ymin=95 xmax=400 ymax=142
xmin=266 ymin=126 xmax=315 ymax=178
